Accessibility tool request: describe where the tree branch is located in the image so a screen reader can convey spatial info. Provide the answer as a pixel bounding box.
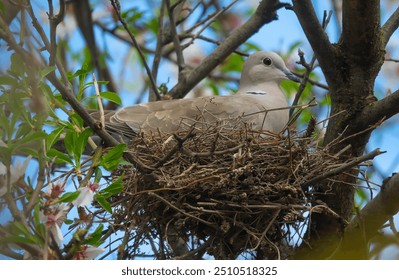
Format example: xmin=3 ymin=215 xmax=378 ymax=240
xmin=48 ymin=0 xmax=65 ymax=68
xmin=340 ymin=0 xmax=383 ymax=70
xmin=333 ymin=172 xmax=399 ymax=259
xmin=149 ymin=0 xmax=166 ymax=102
xmin=165 ymin=0 xmax=186 ymax=78
xmin=168 ymin=0 xmax=288 ymax=99
xmin=71 ymin=0 xmax=119 ymax=109
xmin=300 ymin=148 xmax=384 ymax=188
xmin=0 ymin=0 xmax=22 ymax=25
xmin=382 ymin=6 xmax=399 ymax=47
xmin=46 ymin=74 xmax=117 ymax=145
xmin=47 ymin=73 xmax=156 ymax=173
xmin=291 ymin=0 xmax=337 ymax=85
xmin=25 ymin=1 xmax=69 ymax=83
xmin=290 ymin=10 xmax=332 ymax=117
xmin=180 ymin=0 xmax=239 ymax=51
xmin=352 ymin=89 xmax=399 ymax=132
xmin=110 ymin=0 xmax=161 ymax=100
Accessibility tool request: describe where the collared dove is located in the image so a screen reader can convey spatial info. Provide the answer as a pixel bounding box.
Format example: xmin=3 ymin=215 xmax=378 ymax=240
xmin=92 ymin=51 xmax=299 ymax=139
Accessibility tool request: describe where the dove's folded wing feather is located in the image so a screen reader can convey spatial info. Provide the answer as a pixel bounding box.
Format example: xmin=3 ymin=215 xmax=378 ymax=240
xmin=89 ymin=51 xmax=297 ymax=139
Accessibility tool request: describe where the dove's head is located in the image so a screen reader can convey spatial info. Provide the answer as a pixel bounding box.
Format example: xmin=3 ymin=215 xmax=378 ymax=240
xmin=239 ymin=51 xmax=300 ymax=89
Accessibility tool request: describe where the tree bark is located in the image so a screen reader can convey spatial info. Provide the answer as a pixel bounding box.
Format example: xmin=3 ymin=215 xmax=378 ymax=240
xmin=292 ymin=0 xmax=386 ymax=259
xmin=333 ymin=173 xmax=399 ymax=259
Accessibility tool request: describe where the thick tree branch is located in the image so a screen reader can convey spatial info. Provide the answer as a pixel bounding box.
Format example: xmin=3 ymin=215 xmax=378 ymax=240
xmin=0 ymin=0 xmax=21 ymax=24
xmin=333 ymin=173 xmax=399 ymax=259
xmin=352 ymin=89 xmax=399 ymax=132
xmin=382 ymin=6 xmax=399 ymax=47
xmin=298 ymin=1 xmax=386 ymax=260
xmin=291 ymin=0 xmax=337 ymax=85
xmin=168 ymin=0 xmax=288 ymax=99
xmin=323 ymin=0 xmax=384 ymax=146
xmin=341 ymin=0 xmax=383 ymax=70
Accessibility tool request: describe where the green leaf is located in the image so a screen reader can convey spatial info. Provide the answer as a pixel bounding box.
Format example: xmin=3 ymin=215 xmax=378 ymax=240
xmin=46 ymin=127 xmax=64 ymax=150
xmin=242 ymin=42 xmax=261 ymax=53
xmin=146 ymin=17 xmax=159 ymax=33
xmin=355 ymin=188 xmax=368 ymax=208
xmin=85 ymin=80 xmax=109 ymax=87
xmin=33 ymin=203 xmax=41 ymax=228
xmin=58 ymin=191 xmax=80 ymax=203
xmin=12 ymin=221 xmax=32 ymax=237
xmin=39 ymin=66 xmax=56 ymax=79
xmin=69 ymin=113 xmax=84 ymax=128
xmin=19 ymin=131 xmax=46 ymax=146
xmin=84 ymin=224 xmax=104 ymax=246
xmin=100 ymin=143 xmax=126 ymax=171
xmin=122 ymin=7 xmax=144 ymax=23
xmin=94 ymin=168 xmax=103 ymax=183
xmin=47 ymin=148 xmax=74 ymax=165
xmin=0 ymin=111 xmax=12 ymax=138
xmin=0 ymin=147 xmax=11 ymax=165
xmin=8 ymin=222 xmax=44 ymax=245
xmin=10 ymin=53 xmax=25 ymax=75
xmin=95 ymin=194 xmax=112 ymax=213
xmin=0 ymin=2 xmax=5 ymax=14
xmin=64 ymin=219 xmax=74 ymax=225
xmin=206 ymin=81 xmax=220 ymax=96
xmin=68 ymin=65 xmax=90 ymax=80
xmin=64 ymin=130 xmax=77 ymax=157
xmin=74 ymin=128 xmax=92 ymax=164
xmin=15 ymin=122 xmax=32 ymax=140
xmin=99 ymin=176 xmax=124 ymax=199
xmin=0 ymin=75 xmax=18 ymax=87
xmin=100 ymin=91 xmax=122 ymax=105
xmin=2 ymin=235 xmax=37 ymax=245
xmin=33 ymin=204 xmax=47 ymax=239
xmin=220 ymin=53 xmax=244 ymax=73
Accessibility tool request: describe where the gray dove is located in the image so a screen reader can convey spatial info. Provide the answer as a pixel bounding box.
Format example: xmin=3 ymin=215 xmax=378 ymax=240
xmin=92 ymin=51 xmax=299 ymax=139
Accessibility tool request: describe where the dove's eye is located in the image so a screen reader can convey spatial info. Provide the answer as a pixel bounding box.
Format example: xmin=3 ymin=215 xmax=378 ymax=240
xmin=262 ymin=57 xmax=273 ymax=66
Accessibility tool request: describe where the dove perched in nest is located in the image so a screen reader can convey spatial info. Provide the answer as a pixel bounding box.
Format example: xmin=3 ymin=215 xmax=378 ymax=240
xmin=91 ymin=51 xmax=300 ymax=140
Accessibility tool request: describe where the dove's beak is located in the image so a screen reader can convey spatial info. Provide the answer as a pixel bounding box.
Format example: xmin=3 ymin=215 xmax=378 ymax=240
xmin=283 ymin=69 xmax=301 ymax=83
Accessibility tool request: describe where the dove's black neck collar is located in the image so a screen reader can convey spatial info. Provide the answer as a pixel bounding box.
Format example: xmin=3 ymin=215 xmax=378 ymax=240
xmin=246 ymin=90 xmax=267 ymax=95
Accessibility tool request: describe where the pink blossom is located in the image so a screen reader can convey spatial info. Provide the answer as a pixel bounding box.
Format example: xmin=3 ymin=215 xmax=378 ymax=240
xmin=41 ymin=204 xmax=69 ymax=245
xmin=73 ymin=245 xmax=105 ymax=260
xmin=0 ymin=155 xmax=32 ymax=197
xmin=72 ymin=182 xmax=99 ymax=207
xmin=46 ymin=181 xmax=66 ymax=200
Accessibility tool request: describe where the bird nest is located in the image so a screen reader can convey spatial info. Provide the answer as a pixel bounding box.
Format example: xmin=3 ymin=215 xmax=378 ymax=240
xmin=109 ymin=118 xmax=362 ymax=259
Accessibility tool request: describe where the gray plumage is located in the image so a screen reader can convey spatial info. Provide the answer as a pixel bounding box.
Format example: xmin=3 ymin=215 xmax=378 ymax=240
xmin=91 ymin=51 xmax=299 ymax=139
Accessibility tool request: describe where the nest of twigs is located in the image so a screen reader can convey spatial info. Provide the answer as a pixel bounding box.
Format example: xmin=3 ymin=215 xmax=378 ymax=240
xmin=109 ymin=117 xmax=356 ymax=259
